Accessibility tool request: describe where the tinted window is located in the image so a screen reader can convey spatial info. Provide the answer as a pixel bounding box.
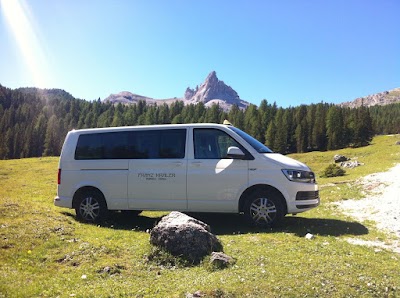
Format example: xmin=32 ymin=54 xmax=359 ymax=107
xmin=75 ymin=133 xmax=103 ymax=159
xmin=194 ymin=128 xmax=243 ymax=159
xmin=159 ymin=130 xmax=186 ymax=158
xmin=104 ymin=132 xmax=131 ymax=159
xmin=75 ymin=129 xmax=186 ymax=160
xmin=130 ymin=130 xmax=160 ymax=159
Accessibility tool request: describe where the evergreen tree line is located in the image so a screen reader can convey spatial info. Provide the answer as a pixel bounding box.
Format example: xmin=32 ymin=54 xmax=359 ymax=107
xmin=0 ymin=85 xmax=399 ymax=159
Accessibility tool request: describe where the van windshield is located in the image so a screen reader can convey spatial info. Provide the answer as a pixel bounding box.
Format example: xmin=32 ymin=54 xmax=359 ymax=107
xmin=228 ymin=126 xmax=273 ymax=153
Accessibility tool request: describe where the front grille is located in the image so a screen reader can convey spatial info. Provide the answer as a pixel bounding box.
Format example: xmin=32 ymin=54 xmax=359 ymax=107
xmin=296 ymin=191 xmax=319 ymax=201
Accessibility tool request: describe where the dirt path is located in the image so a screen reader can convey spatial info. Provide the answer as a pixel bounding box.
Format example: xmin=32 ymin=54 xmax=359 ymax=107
xmin=337 ymin=164 xmax=400 ymax=252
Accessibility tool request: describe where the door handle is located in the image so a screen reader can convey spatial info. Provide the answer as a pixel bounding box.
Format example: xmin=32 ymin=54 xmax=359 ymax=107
xmin=191 ymin=161 xmax=202 ymax=167
xmin=172 ymin=162 xmax=183 ymax=167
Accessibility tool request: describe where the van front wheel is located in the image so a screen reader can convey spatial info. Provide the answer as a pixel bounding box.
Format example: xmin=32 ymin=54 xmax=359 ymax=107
xmin=244 ymin=191 xmax=284 ymax=227
xmin=75 ymin=191 xmax=108 ymax=223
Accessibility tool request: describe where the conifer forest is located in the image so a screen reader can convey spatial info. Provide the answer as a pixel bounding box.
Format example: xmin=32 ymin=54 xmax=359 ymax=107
xmin=0 ymin=85 xmax=399 ymax=160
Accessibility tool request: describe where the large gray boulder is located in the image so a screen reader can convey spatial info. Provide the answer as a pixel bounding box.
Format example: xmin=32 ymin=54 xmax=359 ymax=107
xmin=150 ymin=212 xmax=223 ymax=263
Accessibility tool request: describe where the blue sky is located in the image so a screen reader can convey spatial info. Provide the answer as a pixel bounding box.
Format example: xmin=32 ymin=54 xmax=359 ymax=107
xmin=1 ymin=0 xmax=399 ymax=107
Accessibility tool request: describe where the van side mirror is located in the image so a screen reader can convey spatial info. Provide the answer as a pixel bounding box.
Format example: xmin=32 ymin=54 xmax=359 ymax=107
xmin=227 ymin=146 xmax=245 ymax=159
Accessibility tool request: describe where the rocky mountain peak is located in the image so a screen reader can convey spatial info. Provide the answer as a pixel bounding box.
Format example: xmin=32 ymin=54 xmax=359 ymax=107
xmin=205 ymin=71 xmax=218 ymax=84
xmin=185 ymin=71 xmax=245 ymax=109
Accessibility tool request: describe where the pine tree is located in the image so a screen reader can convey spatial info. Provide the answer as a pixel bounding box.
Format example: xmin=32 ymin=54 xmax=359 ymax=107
xmin=265 ymin=121 xmax=277 ymax=150
xmin=33 ymin=113 xmax=47 ymax=157
xmin=294 ymin=105 xmax=308 ymax=153
xmin=273 ymin=108 xmax=288 ymax=154
xmin=171 ymin=114 xmax=183 ymax=124
xmin=205 ymin=104 xmax=221 ymax=123
xmin=326 ymin=106 xmax=345 ymax=150
xmin=306 ymin=104 xmax=316 ymax=150
xmin=44 ymin=115 xmax=61 ymax=156
xmin=158 ymin=104 xmax=170 ymax=124
xmin=3 ymin=129 xmax=13 ymax=159
xmin=145 ymin=107 xmax=157 ymax=125
xmin=244 ymin=104 xmax=262 ymax=140
xmin=312 ymin=103 xmax=327 ymax=151
xmin=352 ymin=106 xmax=373 ymax=147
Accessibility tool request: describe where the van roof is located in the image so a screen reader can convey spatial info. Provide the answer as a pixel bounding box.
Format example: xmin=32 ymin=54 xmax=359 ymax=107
xmin=69 ymin=123 xmax=231 ymax=134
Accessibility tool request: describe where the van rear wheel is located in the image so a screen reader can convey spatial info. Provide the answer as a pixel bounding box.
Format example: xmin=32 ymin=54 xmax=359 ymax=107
xmin=244 ymin=190 xmax=284 ymax=227
xmin=75 ymin=190 xmax=108 ymax=223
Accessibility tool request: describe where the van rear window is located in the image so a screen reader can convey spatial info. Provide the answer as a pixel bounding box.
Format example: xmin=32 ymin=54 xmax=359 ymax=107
xmin=75 ymin=129 xmax=186 ymax=160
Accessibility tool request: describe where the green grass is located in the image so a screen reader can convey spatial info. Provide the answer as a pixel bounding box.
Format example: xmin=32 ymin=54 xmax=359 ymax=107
xmin=1 ymin=135 xmax=400 ymax=297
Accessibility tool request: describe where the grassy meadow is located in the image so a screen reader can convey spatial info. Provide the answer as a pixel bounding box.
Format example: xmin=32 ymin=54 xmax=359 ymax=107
xmin=0 ymin=135 xmax=400 ymax=297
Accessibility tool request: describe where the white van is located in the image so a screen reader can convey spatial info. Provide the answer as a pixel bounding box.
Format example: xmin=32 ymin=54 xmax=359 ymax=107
xmin=54 ymin=123 xmax=319 ymax=226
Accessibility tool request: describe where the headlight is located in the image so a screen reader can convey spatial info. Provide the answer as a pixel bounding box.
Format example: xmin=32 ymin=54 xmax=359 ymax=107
xmin=282 ymin=169 xmax=316 ymax=183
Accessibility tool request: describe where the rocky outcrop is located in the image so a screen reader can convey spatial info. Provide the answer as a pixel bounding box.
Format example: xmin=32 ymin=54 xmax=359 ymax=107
xmin=104 ymin=91 xmax=156 ymax=105
xmin=149 ymin=211 xmax=223 ymax=263
xmin=340 ymin=88 xmax=400 ymax=108
xmin=184 ymin=87 xmax=196 ymax=100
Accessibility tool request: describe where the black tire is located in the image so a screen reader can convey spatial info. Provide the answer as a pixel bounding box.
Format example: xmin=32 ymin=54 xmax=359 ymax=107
xmin=244 ymin=190 xmax=285 ymax=227
xmin=74 ymin=190 xmax=108 ymax=223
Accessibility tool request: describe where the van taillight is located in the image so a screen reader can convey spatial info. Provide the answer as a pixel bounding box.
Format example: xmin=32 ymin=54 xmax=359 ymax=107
xmin=58 ymin=169 xmax=61 ymax=185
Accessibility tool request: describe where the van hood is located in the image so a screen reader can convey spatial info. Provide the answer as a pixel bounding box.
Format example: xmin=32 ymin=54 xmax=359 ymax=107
xmin=262 ymin=153 xmax=310 ymax=171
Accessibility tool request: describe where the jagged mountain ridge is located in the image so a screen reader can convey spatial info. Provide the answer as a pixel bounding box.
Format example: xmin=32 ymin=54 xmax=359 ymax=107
xmin=104 ymin=72 xmax=400 ymax=110
xmin=183 ymin=71 xmax=249 ymax=109
xmin=340 ymin=88 xmax=400 ymax=108
xmin=103 ymin=91 xmax=158 ymax=105
xmin=104 ymin=71 xmax=250 ymax=111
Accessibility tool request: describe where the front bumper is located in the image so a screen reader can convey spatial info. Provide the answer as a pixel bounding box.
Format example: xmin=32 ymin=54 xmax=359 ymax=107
xmin=295 ymin=190 xmax=320 ymax=209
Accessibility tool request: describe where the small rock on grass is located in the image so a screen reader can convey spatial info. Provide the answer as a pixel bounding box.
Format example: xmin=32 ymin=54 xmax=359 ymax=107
xmin=209 ymin=252 xmax=235 ymax=269
xmin=305 ymin=233 xmax=315 ymax=240
xmin=186 ymin=290 xmax=204 ymax=298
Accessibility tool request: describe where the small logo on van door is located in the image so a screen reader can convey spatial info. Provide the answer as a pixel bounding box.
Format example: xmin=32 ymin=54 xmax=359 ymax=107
xmin=138 ymin=173 xmax=176 ymax=181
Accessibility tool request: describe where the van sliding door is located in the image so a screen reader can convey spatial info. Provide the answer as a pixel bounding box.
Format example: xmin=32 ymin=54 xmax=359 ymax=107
xmin=128 ymin=129 xmax=187 ymax=210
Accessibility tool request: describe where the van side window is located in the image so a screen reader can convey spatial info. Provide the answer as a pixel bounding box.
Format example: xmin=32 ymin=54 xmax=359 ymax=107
xmin=104 ymin=132 xmax=131 ymax=159
xmin=75 ymin=129 xmax=186 ymax=160
xmin=130 ymin=130 xmax=186 ymax=159
xmin=131 ymin=131 xmax=160 ymax=158
xmin=75 ymin=133 xmax=103 ymax=159
xmin=194 ymin=129 xmax=242 ymax=159
xmin=159 ymin=130 xmax=186 ymax=158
